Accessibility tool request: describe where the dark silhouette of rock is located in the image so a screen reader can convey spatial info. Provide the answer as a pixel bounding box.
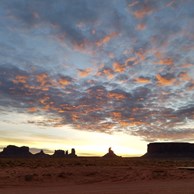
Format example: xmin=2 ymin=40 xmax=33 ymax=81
xmin=103 ymin=147 xmax=121 ymax=158
xmin=68 ymin=148 xmax=77 ymax=158
xmin=52 ymin=150 xmax=65 ymax=158
xmin=143 ymin=142 xmax=194 ymax=158
xmin=0 ymin=145 xmax=32 ymax=158
xmin=0 ymin=145 xmax=80 ymax=158
xmin=34 ymin=150 xmax=50 ymax=158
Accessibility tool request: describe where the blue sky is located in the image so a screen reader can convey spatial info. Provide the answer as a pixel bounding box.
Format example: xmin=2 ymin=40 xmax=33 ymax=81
xmin=0 ymin=0 xmax=194 ymax=156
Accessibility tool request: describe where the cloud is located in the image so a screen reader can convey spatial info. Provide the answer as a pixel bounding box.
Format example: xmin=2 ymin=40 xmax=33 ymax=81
xmin=128 ymin=1 xmax=139 ymax=8
xmin=2 ymin=0 xmax=123 ymax=48
xmin=135 ymin=77 xmax=151 ymax=84
xmin=133 ymin=7 xmax=153 ymax=19
xmin=136 ymin=23 xmax=146 ymax=31
xmin=156 ymin=74 xmax=176 ymax=86
xmin=155 ymin=58 xmax=174 ymax=66
xmin=1 ymin=0 xmax=194 ymax=142
xmin=1 ymin=60 xmax=194 ymax=142
xmin=96 ymin=67 xmax=115 ymax=79
xmin=113 ymin=62 xmax=126 ymax=73
xmin=178 ymin=72 xmax=191 ymax=82
xmin=96 ymin=32 xmax=118 ymax=47
xmin=78 ymin=68 xmax=92 ymax=77
xmin=58 ymin=76 xmax=73 ymax=86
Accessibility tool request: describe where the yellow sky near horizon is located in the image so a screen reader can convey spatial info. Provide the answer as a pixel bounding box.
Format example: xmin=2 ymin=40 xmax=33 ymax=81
xmin=0 ymin=112 xmax=147 ymax=157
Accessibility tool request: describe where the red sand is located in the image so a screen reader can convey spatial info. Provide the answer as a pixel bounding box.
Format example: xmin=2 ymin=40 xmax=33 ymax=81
xmin=1 ymin=158 xmax=194 ymax=194
xmin=1 ymin=180 xmax=194 ymax=194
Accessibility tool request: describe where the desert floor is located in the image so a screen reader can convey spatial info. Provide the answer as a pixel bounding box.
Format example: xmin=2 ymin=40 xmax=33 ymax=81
xmin=0 ymin=157 xmax=194 ymax=194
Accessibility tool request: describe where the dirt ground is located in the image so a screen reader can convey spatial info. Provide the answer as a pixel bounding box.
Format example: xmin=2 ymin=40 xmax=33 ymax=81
xmin=0 ymin=157 xmax=194 ymax=194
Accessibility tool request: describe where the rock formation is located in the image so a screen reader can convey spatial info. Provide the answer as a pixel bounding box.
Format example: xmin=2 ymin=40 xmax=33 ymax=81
xmin=0 ymin=145 xmax=78 ymax=158
xmin=34 ymin=150 xmax=49 ymax=158
xmin=0 ymin=145 xmax=32 ymax=158
xmin=103 ymin=147 xmax=121 ymax=158
xmin=52 ymin=150 xmax=65 ymax=158
xmin=143 ymin=142 xmax=194 ymax=158
xmin=68 ymin=148 xmax=77 ymax=158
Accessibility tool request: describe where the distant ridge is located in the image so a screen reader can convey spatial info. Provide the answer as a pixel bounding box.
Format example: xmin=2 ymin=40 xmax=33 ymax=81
xmin=0 ymin=145 xmax=32 ymax=158
xmin=33 ymin=150 xmax=50 ymax=158
xmin=103 ymin=147 xmax=121 ymax=158
xmin=0 ymin=145 xmax=77 ymax=158
xmin=143 ymin=142 xmax=194 ymax=158
xmin=0 ymin=145 xmax=122 ymax=158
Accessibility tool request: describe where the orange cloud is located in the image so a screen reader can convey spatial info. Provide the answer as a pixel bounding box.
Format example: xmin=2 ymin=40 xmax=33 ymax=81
xmin=27 ymin=107 xmax=37 ymax=113
xmin=136 ymin=50 xmax=146 ymax=61
xmin=13 ymin=75 xmax=28 ymax=84
xmin=39 ymin=96 xmax=50 ymax=105
xmin=136 ymin=23 xmax=146 ymax=31
xmin=96 ymin=68 xmax=114 ymax=79
xmin=96 ymin=32 xmax=117 ymax=47
xmin=108 ymin=92 xmax=127 ymax=100
xmin=71 ymin=113 xmax=80 ymax=122
xmin=29 ymin=73 xmax=53 ymax=91
xmin=36 ymin=73 xmax=49 ymax=87
xmin=130 ymin=108 xmax=140 ymax=113
xmin=133 ymin=7 xmax=153 ymax=19
xmin=58 ymin=78 xmax=70 ymax=86
xmin=156 ymin=58 xmax=174 ymax=65
xmin=153 ymin=51 xmax=162 ymax=60
xmin=119 ymin=121 xmax=130 ymax=127
xmin=78 ymin=68 xmax=92 ymax=77
xmin=135 ymin=77 xmax=151 ymax=84
xmin=124 ymin=57 xmax=137 ymax=66
xmin=60 ymin=104 xmax=75 ymax=112
xmin=113 ymin=62 xmax=125 ymax=73
xmin=104 ymin=69 xmax=114 ymax=79
xmin=156 ymin=74 xmax=176 ymax=86
xmin=42 ymin=103 xmax=59 ymax=112
xmin=178 ymin=72 xmax=191 ymax=81
xmin=128 ymin=121 xmax=144 ymax=127
xmin=112 ymin=112 xmax=122 ymax=119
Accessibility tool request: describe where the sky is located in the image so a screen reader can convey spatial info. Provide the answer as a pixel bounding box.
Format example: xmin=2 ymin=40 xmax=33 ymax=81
xmin=0 ymin=0 xmax=194 ymax=157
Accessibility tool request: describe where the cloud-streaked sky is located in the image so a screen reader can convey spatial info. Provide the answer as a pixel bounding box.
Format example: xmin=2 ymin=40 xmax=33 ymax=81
xmin=1 ymin=0 xmax=194 ymax=156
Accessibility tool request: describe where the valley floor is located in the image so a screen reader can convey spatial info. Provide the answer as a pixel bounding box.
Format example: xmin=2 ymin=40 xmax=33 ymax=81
xmin=0 ymin=157 xmax=194 ymax=194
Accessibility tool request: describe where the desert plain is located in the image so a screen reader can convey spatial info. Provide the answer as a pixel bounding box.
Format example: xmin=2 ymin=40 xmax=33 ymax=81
xmin=0 ymin=157 xmax=194 ymax=194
